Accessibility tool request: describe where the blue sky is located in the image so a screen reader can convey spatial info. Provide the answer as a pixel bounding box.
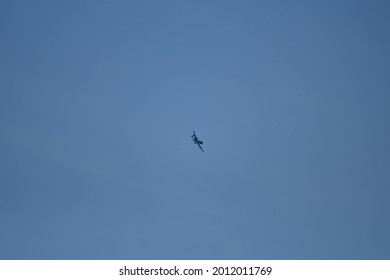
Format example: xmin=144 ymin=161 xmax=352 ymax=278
xmin=1 ymin=0 xmax=389 ymax=259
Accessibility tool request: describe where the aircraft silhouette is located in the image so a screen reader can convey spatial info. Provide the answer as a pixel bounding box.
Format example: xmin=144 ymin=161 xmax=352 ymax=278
xmin=191 ymin=130 xmax=204 ymax=152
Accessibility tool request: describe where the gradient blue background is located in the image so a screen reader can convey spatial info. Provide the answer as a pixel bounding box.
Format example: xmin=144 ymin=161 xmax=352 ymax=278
xmin=1 ymin=0 xmax=389 ymax=259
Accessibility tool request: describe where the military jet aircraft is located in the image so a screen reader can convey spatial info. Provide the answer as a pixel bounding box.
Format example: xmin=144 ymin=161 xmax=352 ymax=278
xmin=191 ymin=130 xmax=204 ymax=152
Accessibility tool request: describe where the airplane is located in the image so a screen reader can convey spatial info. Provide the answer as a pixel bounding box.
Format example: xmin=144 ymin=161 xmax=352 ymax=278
xmin=191 ymin=130 xmax=204 ymax=152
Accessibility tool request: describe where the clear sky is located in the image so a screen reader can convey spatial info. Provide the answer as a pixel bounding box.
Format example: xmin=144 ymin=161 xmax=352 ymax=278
xmin=1 ymin=0 xmax=389 ymax=259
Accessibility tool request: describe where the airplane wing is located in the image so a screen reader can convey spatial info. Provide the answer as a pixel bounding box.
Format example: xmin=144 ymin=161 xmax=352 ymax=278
xmin=197 ymin=143 xmax=204 ymax=152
